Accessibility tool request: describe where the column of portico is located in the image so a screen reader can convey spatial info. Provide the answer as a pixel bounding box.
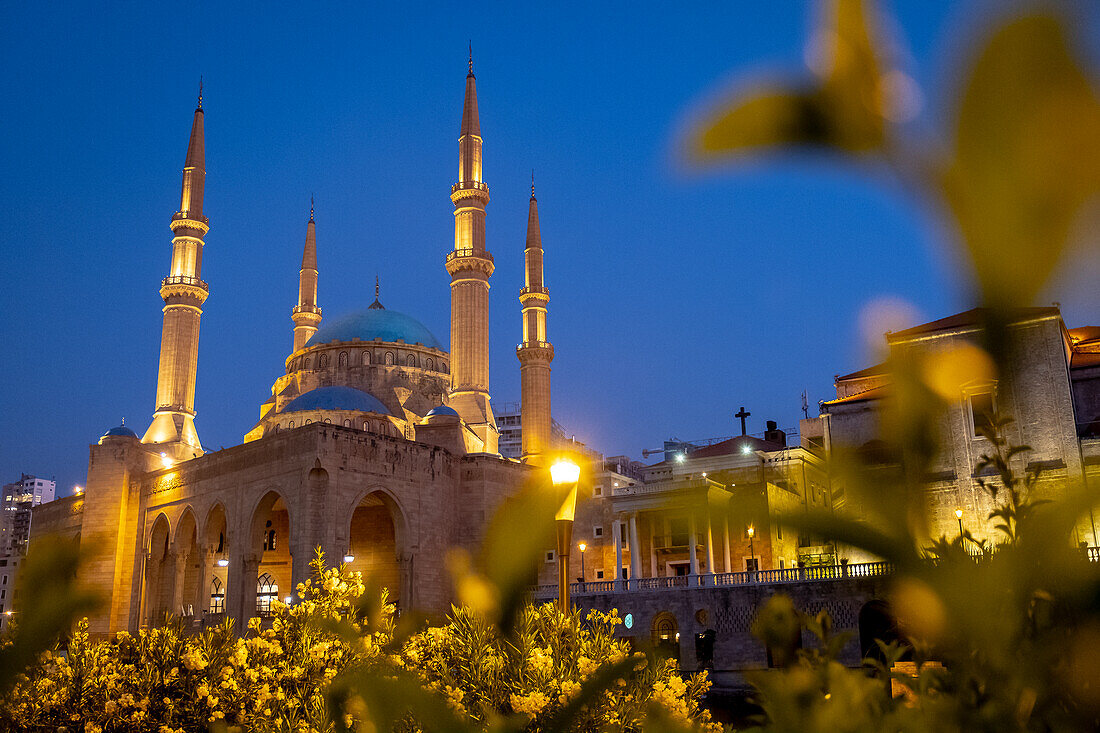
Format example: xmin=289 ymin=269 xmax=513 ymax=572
xmin=688 ymin=513 xmax=699 ymax=576
xmin=195 ymin=546 xmax=213 ymax=618
xmin=723 ymin=512 xmax=732 ymax=573
xmin=613 ymin=520 xmax=624 ymax=587
xmin=628 ymin=514 xmax=642 ymax=583
xmin=228 ymin=551 xmax=260 ymax=626
xmin=649 ymin=521 xmax=658 ymax=577
xmin=704 ymin=505 xmax=716 ymax=582
xmin=170 ymin=550 xmax=187 ymax=616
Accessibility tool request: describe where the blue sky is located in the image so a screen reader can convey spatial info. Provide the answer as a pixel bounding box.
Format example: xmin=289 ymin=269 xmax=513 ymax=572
xmin=3 ymin=2 xmax=1100 ymax=495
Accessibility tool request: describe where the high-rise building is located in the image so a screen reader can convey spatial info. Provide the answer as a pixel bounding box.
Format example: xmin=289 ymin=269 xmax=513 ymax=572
xmin=0 ymin=474 xmax=56 ymax=629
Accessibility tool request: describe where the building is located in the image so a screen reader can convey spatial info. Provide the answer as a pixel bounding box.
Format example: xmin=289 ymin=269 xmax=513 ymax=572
xmin=496 ymin=401 xmax=602 ymax=463
xmin=29 ymin=59 xmax=573 ymax=636
xmin=0 ymin=474 xmax=56 ymax=630
xmin=804 ymin=306 xmax=1100 ymax=552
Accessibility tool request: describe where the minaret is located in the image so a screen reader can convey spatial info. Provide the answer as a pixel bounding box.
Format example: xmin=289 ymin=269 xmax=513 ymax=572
xmin=446 ymin=49 xmax=498 ymax=453
xmin=517 ymin=176 xmax=554 ymax=464
xmin=142 ymin=84 xmax=209 ymax=458
xmin=291 ymin=198 xmax=321 ymax=352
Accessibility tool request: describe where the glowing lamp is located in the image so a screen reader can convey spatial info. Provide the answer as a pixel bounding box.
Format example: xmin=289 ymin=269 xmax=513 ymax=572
xmin=159 ymin=451 xmax=172 ymax=469
xmin=216 ymin=558 xmax=229 ymax=567
xmin=343 ymin=554 xmax=355 ymax=563
xmin=550 ymin=459 xmax=581 ymax=486
xmin=741 ymin=444 xmax=753 ymax=455
xmin=675 ymin=453 xmax=686 ymax=463
xmin=73 ymin=485 xmax=84 ymax=495
xmin=954 ymin=508 xmax=963 ymax=519
xmin=747 ymin=526 xmax=755 ymax=539
xmin=284 ymin=596 xmax=293 ymax=604
xmin=578 ymin=542 xmax=587 ymax=552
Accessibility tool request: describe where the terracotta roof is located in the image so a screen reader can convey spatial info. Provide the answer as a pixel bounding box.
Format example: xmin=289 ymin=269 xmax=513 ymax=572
xmin=887 ymin=307 xmax=1060 ymax=341
xmin=836 ymin=362 xmax=888 ymax=381
xmin=821 ymin=384 xmax=889 ymax=406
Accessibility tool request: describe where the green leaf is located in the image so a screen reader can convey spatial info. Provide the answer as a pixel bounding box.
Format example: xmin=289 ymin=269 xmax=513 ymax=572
xmin=941 ymin=14 xmax=1100 ymax=308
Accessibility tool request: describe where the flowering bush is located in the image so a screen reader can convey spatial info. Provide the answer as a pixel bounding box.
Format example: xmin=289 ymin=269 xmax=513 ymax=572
xmin=0 ymin=551 xmax=715 ymax=733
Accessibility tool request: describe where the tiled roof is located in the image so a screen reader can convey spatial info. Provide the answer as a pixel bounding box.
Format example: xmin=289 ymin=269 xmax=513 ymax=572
xmin=822 ymin=384 xmax=889 ymax=406
xmin=887 ymin=307 xmax=1060 ymax=340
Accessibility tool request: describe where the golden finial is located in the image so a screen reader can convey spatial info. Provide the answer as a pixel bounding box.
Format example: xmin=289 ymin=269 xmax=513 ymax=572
xmin=310 ymin=194 xmax=314 ymax=222
xmin=468 ymin=41 xmax=473 ymax=74
xmin=531 ymin=169 xmax=535 ymax=198
xmin=197 ymin=76 xmax=203 ymax=109
xmin=375 ymin=275 xmax=380 ymax=300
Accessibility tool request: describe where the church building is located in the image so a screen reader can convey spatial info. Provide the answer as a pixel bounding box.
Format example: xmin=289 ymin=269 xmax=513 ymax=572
xmin=32 ymin=59 xmax=566 ymax=636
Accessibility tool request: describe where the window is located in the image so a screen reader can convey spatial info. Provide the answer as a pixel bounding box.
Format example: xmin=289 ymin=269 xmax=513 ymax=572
xmin=970 ymin=392 xmax=995 ymax=437
xmin=338 ymin=351 xmax=348 ymax=367
xmin=406 ymin=354 xmax=416 ymax=367
xmin=595 ymin=569 xmax=605 ymax=579
xmin=1 ymin=589 xmax=5 ymax=599
xmin=745 ymin=558 xmax=759 ymax=572
xmin=263 ymin=520 xmax=276 ymax=551
xmin=319 ymin=354 xmax=329 ymax=368
xmin=593 ymin=485 xmax=603 ymax=497
xmin=288 ymin=421 xmax=294 ymax=428
xmin=621 ymin=566 xmax=630 ymax=579
xmin=441 ymin=363 xmax=449 ymax=374
xmin=343 ymin=419 xmax=351 ymax=427
xmin=593 ymin=525 xmax=604 ymax=538
xmin=776 ymin=517 xmax=782 ymax=540
xmin=545 ymin=550 xmax=555 ymax=563
xmin=256 ymin=573 xmax=278 ymax=616
xmin=779 ymin=559 xmax=785 ymax=569
xmin=209 ymin=577 xmax=224 ymax=614
xmin=216 ymin=532 xmax=224 ymax=554
xmin=425 ymin=357 xmax=434 ymax=370
xmin=362 ymin=351 xmax=372 ymax=365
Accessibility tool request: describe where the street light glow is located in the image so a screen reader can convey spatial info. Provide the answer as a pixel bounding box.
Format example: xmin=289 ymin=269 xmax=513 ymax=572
xmin=578 ymin=542 xmax=587 ymax=552
xmin=343 ymin=554 xmax=355 ymax=563
xmin=550 ymin=459 xmax=580 ymax=486
xmin=747 ymin=526 xmax=755 ymax=538
xmin=216 ymin=558 xmax=229 ymax=567
xmin=955 ymin=508 xmax=963 ymax=519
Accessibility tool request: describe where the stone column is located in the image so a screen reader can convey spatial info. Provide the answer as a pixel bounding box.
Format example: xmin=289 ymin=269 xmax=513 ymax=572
xmin=613 ymin=520 xmax=623 ymax=588
xmin=688 ymin=513 xmax=699 ymax=577
xmin=170 ymin=550 xmax=187 ymax=616
xmin=195 ymin=547 xmax=212 ymax=620
xmin=649 ymin=520 xmax=658 ymax=577
xmin=723 ymin=513 xmax=732 ymax=573
xmin=628 ymin=514 xmax=642 ymax=583
xmin=228 ymin=552 xmax=259 ymax=628
xmin=704 ymin=505 xmax=716 ymax=579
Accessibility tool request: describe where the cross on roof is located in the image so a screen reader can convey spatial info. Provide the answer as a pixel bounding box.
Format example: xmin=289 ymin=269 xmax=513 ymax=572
xmin=735 ymin=406 xmax=751 ymax=436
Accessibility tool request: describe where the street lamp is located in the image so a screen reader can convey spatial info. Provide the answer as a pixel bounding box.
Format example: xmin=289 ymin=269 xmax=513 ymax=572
xmin=955 ymin=508 xmax=964 ymax=537
xmin=551 ymin=459 xmax=581 ymax=613
xmin=747 ymin=526 xmax=756 ymax=571
xmin=578 ymin=542 xmax=587 ymax=582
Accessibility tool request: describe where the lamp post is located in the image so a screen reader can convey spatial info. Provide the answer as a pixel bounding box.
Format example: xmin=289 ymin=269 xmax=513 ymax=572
xmin=551 ymin=459 xmax=581 ymax=614
xmin=578 ymin=542 xmax=587 ymax=583
xmin=955 ymin=508 xmax=964 ymax=537
xmin=747 ymin=526 xmax=756 ymax=571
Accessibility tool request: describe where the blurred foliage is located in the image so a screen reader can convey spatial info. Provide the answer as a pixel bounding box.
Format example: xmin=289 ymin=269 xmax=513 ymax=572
xmin=0 ymin=547 xmax=715 ymax=733
xmin=686 ymin=1 xmax=1100 ymax=731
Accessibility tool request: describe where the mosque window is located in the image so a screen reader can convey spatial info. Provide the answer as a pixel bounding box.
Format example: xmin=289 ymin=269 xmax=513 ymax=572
xmin=263 ymin=520 xmax=276 ymax=551
xmin=363 ymin=351 xmax=372 ymax=366
xmin=303 ymin=357 xmax=311 ymax=369
xmin=209 ymin=577 xmax=224 ymax=614
xmin=442 ymin=363 xmax=449 ymax=374
xmin=343 ymin=419 xmax=351 ymax=427
xmin=319 ymin=354 xmax=329 ymax=369
xmin=288 ymin=421 xmax=294 ymax=428
xmin=305 ymin=419 xmax=312 ymax=425
xmin=425 ymin=357 xmax=434 ymax=370
xmin=406 ymin=354 xmax=416 ymax=367
xmin=545 ymin=550 xmax=555 ymax=563
xmin=363 ymin=422 xmax=370 ymax=431
xmin=385 ymin=352 xmax=395 ymax=365
xmin=339 ymin=351 xmax=348 ymax=367
xmin=256 ymin=573 xmax=279 ymax=616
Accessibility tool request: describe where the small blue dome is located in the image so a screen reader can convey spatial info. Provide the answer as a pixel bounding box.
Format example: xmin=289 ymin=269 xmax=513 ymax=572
xmin=425 ymin=404 xmax=459 ymax=418
xmin=282 ymin=386 xmax=390 ymax=415
xmin=306 ymin=308 xmax=444 ymax=350
xmin=102 ymin=424 xmax=138 ymax=439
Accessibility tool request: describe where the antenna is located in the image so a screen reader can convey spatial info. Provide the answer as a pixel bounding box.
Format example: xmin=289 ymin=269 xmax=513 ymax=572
xmin=801 ymin=390 xmax=809 ymax=419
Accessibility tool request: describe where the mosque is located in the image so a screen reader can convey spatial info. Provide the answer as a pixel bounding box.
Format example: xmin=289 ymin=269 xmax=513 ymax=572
xmin=33 ymin=59 xmax=562 ymax=635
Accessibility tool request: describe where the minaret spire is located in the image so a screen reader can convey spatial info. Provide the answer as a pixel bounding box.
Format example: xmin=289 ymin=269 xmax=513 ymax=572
xmin=292 ymin=198 xmax=322 ymax=352
xmin=517 ymin=182 xmax=554 ymax=463
xmin=447 ymin=53 xmax=498 ymax=453
xmin=142 ymin=93 xmax=210 ymax=458
xmin=369 ymin=274 xmax=384 ymax=309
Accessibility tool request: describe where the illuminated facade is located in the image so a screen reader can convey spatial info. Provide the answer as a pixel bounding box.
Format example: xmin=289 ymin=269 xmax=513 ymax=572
xmin=31 ymin=63 xmax=561 ymax=636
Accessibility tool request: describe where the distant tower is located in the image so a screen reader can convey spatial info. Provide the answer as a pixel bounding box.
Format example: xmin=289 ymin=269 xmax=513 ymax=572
xmin=517 ymin=178 xmax=554 ymax=464
xmin=446 ymin=50 xmax=498 ymax=453
xmin=142 ymin=86 xmax=209 ymax=458
xmin=291 ymin=198 xmax=321 ymax=352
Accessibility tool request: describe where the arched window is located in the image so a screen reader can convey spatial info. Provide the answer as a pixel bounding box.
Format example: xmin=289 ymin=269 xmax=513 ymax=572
xmin=256 ymin=573 xmax=279 ymax=616
xmin=209 ymin=577 xmax=224 ymax=614
xmin=305 ymin=419 xmax=312 ymax=425
xmin=425 ymin=357 xmax=434 ymax=371
xmin=363 ymin=422 xmax=370 ymax=431
xmin=385 ymin=352 xmax=395 ymax=366
xmin=363 ymin=351 xmax=372 ymax=365
xmin=338 ymin=351 xmax=348 ymax=367
xmin=288 ymin=420 xmax=294 ymax=428
xmin=343 ymin=419 xmax=352 ymax=427
xmin=441 ymin=362 xmax=449 ymax=374
xmin=303 ymin=357 xmax=311 ymax=370
xmin=216 ymin=531 xmax=224 ymax=554
xmin=263 ymin=520 xmax=276 ymax=551
xmin=406 ymin=354 xmax=416 ymax=367
xmin=324 ymin=418 xmax=332 ymax=424
xmin=319 ymin=353 xmax=329 ymax=369
xmin=273 ymin=425 xmax=279 ymax=434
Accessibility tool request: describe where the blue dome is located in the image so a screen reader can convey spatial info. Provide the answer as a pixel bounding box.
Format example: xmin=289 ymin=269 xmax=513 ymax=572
xmin=306 ymin=308 xmax=444 ymax=350
xmin=282 ymin=386 xmax=390 ymax=415
xmin=102 ymin=424 xmax=138 ymax=438
xmin=425 ymin=404 xmax=459 ymax=418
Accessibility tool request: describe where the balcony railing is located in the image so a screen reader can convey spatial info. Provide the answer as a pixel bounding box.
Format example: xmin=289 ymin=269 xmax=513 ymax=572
xmin=451 ymin=180 xmax=489 ymax=193
xmin=530 ymin=561 xmax=896 ymax=599
xmin=520 ymin=286 xmax=549 ymax=296
xmin=446 ymin=248 xmax=494 ymax=264
xmin=161 ymin=274 xmax=209 ymax=289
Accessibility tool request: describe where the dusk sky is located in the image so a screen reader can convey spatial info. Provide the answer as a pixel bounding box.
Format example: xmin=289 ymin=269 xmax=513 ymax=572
xmin=5 ymin=2 xmax=1100 ymax=496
